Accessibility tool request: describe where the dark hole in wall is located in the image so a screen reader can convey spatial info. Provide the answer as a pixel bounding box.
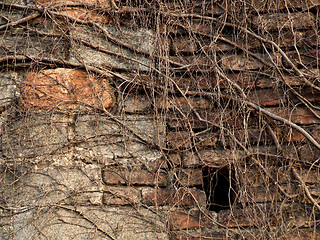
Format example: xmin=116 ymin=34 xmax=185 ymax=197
xmin=202 ymin=166 xmax=237 ymax=212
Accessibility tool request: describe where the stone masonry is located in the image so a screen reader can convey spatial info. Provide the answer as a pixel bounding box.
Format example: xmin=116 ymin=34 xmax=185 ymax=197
xmin=1 ymin=0 xmax=320 ymax=239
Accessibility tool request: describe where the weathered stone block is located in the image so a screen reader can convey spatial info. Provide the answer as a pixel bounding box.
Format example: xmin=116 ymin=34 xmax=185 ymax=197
xmin=73 ymin=114 xmax=165 ymax=167
xmin=69 ymin=25 xmax=154 ymax=71
xmin=1 ymin=113 xmax=73 ymax=163
xmin=4 ymin=206 xmax=168 ymax=239
xmin=2 ymin=165 xmax=103 ymax=207
xmin=36 ymin=0 xmax=111 ymax=23
xmin=20 ymin=68 xmax=114 ymax=112
xmin=0 ymin=71 xmax=21 ymax=111
xmin=121 ymin=94 xmax=151 ymax=113
xmin=102 ymin=168 xmax=167 ymax=186
xmin=0 ymin=28 xmax=69 ymax=59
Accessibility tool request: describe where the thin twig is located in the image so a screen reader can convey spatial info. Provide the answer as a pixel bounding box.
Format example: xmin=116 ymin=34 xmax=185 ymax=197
xmin=292 ymin=167 xmax=320 ymax=211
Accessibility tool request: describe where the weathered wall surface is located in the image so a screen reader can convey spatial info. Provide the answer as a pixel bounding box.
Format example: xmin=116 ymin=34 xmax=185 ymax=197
xmin=1 ymin=0 xmax=320 ymax=239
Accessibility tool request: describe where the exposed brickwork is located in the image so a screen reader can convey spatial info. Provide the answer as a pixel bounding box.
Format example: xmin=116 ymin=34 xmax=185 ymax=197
xmin=141 ymin=188 xmax=207 ymax=208
xmin=168 ymin=210 xmax=215 ymax=230
xmin=103 ymin=187 xmax=141 ymax=205
xmin=102 ymin=168 xmax=167 ymax=186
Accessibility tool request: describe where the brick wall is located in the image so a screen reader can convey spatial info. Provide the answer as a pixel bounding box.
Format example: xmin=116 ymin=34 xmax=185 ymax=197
xmin=1 ymin=0 xmax=320 ymax=239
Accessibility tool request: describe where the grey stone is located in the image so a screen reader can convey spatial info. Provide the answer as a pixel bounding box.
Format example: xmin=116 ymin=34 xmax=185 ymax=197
xmin=2 ymin=165 xmax=103 ymax=208
xmin=73 ymin=114 xmax=165 ymax=167
xmin=68 ymin=25 xmax=154 ymax=71
xmin=0 ymin=28 xmax=69 ymax=60
xmin=1 ymin=113 xmax=73 ymax=163
xmin=121 ymin=94 xmax=151 ymax=113
xmin=3 ymin=206 xmax=168 ymax=239
xmin=0 ymin=71 xmax=21 ymax=111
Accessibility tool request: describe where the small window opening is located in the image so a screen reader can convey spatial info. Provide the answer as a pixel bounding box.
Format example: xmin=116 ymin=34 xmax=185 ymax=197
xmin=202 ymin=166 xmax=237 ymax=212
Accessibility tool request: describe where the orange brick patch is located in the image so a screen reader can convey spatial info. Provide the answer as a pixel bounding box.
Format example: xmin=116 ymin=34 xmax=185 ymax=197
xmin=20 ymin=68 xmax=114 ymax=112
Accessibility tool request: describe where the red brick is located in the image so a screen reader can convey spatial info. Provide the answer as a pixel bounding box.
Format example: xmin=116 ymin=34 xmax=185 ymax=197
xmin=294 ymin=167 xmax=320 ymax=184
xmin=102 ymin=168 xmax=167 ymax=187
xmin=170 ymin=231 xmax=227 ymax=240
xmin=220 ymin=53 xmax=280 ymax=71
xmin=226 ymin=71 xmax=307 ymax=89
xmin=103 ymin=187 xmax=140 ymax=205
xmin=269 ymin=107 xmax=320 ymax=125
xmin=183 ymin=150 xmax=241 ymax=168
xmin=169 ymin=55 xmax=210 ymax=71
xmin=166 ymin=110 xmax=232 ymax=129
xmin=171 ymin=37 xmax=198 ymax=54
xmin=247 ymin=88 xmax=281 ymax=106
xmin=239 ymin=228 xmax=320 ymax=240
xmin=244 ymin=184 xmax=294 ymax=203
xmin=20 ymin=68 xmax=114 ymax=112
xmin=166 ymin=131 xmax=218 ymax=150
xmin=207 ymin=35 xmax=260 ymax=52
xmin=217 ymin=207 xmax=310 ymax=228
xmin=243 ymin=165 xmax=291 ymax=186
xmin=282 ymin=229 xmax=320 ymax=240
xmin=217 ymin=209 xmax=258 ymax=228
xmin=290 ymin=88 xmax=320 ymax=104
xmin=218 ymin=208 xmax=319 ymax=236
xmin=167 ymin=153 xmax=183 ymax=167
xmin=141 ymin=188 xmax=206 ymax=207
xmin=168 ymin=210 xmax=215 ymax=230
xmin=252 ymin=12 xmax=315 ymax=31
xmin=163 ymin=1 xmax=225 ymax=17
xmin=260 ymin=0 xmax=320 ymax=11
xmin=233 ymin=128 xmax=275 ymax=145
xmin=157 ymin=96 xmax=212 ymax=110
xmin=300 ymin=144 xmax=320 ymax=163
xmin=171 ymin=76 xmax=216 ymax=91
xmin=269 ymin=29 xmax=319 ymax=49
xmin=169 ymin=211 xmax=201 ymax=230
xmin=213 ymin=29 xmax=319 ymax=53
xmin=284 ymin=49 xmax=320 ymax=68
xmin=175 ymin=168 xmax=203 ymax=187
